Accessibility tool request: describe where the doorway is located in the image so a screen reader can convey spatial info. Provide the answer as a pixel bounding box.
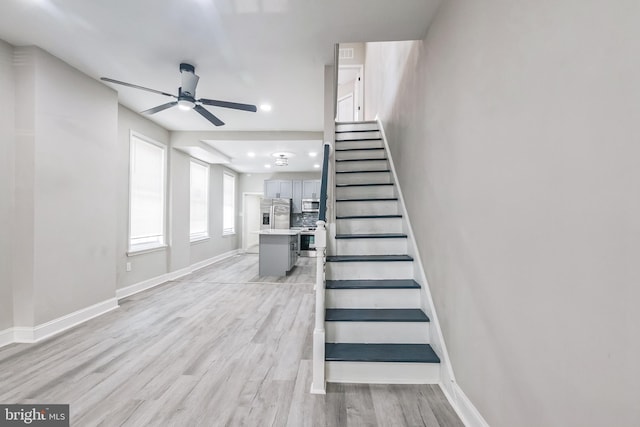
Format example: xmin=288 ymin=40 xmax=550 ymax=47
xmin=337 ymin=64 xmax=364 ymax=121
xmin=242 ymin=192 xmax=262 ymax=253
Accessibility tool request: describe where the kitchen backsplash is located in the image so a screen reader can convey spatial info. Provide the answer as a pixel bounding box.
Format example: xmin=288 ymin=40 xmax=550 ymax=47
xmin=291 ymin=212 xmax=319 ymax=228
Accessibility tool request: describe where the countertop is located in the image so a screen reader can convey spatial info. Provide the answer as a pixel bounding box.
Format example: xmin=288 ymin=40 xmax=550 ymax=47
xmin=258 ymin=229 xmax=301 ymax=236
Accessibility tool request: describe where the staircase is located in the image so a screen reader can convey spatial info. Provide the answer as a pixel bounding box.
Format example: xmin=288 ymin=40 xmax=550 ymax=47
xmin=323 ymin=121 xmax=440 ymax=384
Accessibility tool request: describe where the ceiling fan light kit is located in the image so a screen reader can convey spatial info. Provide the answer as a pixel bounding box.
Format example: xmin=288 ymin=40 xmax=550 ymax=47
xmin=100 ymin=63 xmax=257 ymax=127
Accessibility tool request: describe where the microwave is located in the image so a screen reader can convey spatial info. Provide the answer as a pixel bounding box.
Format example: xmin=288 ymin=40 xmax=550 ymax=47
xmin=302 ymin=199 xmax=320 ymax=213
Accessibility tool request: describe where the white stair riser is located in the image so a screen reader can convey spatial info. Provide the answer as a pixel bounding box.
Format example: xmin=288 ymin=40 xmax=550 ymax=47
xmin=326 ymin=322 xmax=430 ymax=344
xmin=326 ymin=289 xmax=421 ymax=309
xmin=336 ymin=172 xmax=392 ymax=185
xmin=335 ymin=139 xmax=384 ymax=150
xmin=327 ymin=261 xmax=413 ymax=280
xmin=326 ymin=361 xmax=440 ymax=384
xmin=336 ymin=131 xmax=381 ymax=140
xmin=335 ymin=122 xmax=378 ymax=132
xmin=336 ymin=200 xmax=400 ymax=217
xmin=336 ymin=185 xmax=395 ymax=199
xmin=335 ymin=149 xmax=386 ymax=160
xmin=336 ymin=160 xmax=388 ymax=172
xmin=336 ymin=238 xmax=408 ymax=255
xmin=336 ymin=218 xmax=403 ymax=234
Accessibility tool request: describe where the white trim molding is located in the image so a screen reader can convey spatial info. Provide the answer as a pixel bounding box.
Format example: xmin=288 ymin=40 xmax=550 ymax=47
xmin=441 ymin=382 xmax=491 ymax=427
xmin=116 ymin=249 xmax=242 ymax=300
xmin=12 ymin=298 xmax=119 ymax=344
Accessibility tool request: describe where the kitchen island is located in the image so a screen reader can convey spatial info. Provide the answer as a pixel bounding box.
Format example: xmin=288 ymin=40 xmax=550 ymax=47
xmin=258 ymin=229 xmax=300 ymax=276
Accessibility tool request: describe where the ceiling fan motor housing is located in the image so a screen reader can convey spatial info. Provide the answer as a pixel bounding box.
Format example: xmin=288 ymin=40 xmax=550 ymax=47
xmin=179 ymin=63 xmax=195 ymax=73
xmin=179 ymin=63 xmax=199 ymax=98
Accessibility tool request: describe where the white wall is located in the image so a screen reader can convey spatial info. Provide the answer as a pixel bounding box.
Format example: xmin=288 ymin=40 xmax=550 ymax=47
xmin=364 ymin=1 xmax=640 ymax=426
xmin=0 ymin=40 xmax=15 ymax=331
xmin=12 ymin=46 xmax=118 ymax=326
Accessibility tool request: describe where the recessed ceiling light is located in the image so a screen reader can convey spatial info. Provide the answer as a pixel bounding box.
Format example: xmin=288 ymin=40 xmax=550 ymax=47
xmin=260 ymin=104 xmax=272 ymax=112
xmin=313 ymin=164 xmax=320 ymax=168
xmin=248 ymin=152 xmax=255 ymax=157
xmin=309 ymin=152 xmax=317 ymax=157
xmin=264 ymin=164 xmax=271 ymax=169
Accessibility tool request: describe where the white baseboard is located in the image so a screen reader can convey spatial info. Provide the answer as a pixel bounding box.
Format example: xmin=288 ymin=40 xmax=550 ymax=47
xmin=0 ymin=328 xmax=14 ymax=349
xmin=441 ymin=382 xmax=490 ymax=427
xmin=12 ymin=298 xmax=119 ymax=344
xmin=1 ymin=249 xmax=242 ymax=349
xmin=116 ymin=249 xmax=241 ymax=300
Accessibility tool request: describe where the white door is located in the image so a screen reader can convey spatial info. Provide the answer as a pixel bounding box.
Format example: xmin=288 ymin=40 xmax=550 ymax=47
xmin=338 ymin=65 xmax=364 ymax=122
xmin=243 ymin=193 xmax=262 ymax=253
xmin=353 ymin=69 xmax=363 ymax=120
xmin=337 ymin=94 xmax=354 ymax=122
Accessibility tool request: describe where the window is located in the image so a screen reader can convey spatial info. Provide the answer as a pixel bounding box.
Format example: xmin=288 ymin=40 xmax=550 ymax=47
xmin=223 ymin=172 xmax=236 ymax=235
xmin=129 ymin=132 xmax=166 ymax=252
xmin=190 ymin=160 xmax=209 ymax=241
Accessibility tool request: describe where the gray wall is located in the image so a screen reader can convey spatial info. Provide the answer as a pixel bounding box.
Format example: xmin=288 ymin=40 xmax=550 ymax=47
xmin=117 ymin=105 xmax=171 ymax=289
xmin=166 ymin=143 xmax=240 ymax=272
xmin=0 ymin=40 xmax=15 ymax=331
xmin=2 ymin=42 xmax=242 ymax=330
xmin=117 ymin=109 xmax=242 ymax=289
xmin=13 ymin=46 xmax=118 ymax=326
xmin=364 ymin=1 xmax=640 ymax=426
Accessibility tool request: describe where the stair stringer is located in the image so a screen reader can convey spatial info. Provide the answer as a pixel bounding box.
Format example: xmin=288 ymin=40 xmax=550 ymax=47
xmin=375 ymin=117 xmax=457 ymax=399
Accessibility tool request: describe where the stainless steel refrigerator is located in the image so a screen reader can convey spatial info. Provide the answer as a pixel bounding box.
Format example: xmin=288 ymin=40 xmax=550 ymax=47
xmin=260 ymin=198 xmax=291 ymax=230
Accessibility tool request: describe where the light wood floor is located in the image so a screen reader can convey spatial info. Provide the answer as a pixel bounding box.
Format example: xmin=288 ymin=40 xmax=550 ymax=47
xmin=0 ymin=254 xmax=463 ymax=427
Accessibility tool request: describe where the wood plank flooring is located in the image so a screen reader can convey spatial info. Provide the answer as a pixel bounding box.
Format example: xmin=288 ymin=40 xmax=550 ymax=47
xmin=0 ymin=254 xmax=463 ymax=427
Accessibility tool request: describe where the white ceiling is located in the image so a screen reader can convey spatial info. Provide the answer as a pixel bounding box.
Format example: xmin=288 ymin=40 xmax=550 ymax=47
xmin=204 ymin=139 xmax=324 ymax=173
xmin=0 ymin=0 xmax=439 ymax=171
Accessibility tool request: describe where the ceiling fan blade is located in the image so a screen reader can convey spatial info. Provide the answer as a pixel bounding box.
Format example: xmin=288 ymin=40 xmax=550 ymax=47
xmin=194 ymin=105 xmax=225 ymax=126
xmin=198 ymin=98 xmax=258 ymax=112
xmin=141 ymin=102 xmax=178 ymax=115
xmin=100 ymin=77 xmax=177 ymax=98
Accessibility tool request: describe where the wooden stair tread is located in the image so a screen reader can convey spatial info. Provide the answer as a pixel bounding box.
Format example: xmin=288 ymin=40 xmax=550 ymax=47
xmin=335 ymin=129 xmax=380 ymax=134
xmin=335 ymin=198 xmax=398 ymax=202
xmin=336 ymin=214 xmax=402 ymax=219
xmin=325 ymin=343 xmax=440 ymax=363
xmin=336 ymin=158 xmax=388 ymax=162
xmin=335 ymin=233 xmax=407 ymax=239
xmin=326 ymin=279 xmax=420 ymax=289
xmin=327 ymin=255 xmax=413 ymax=262
xmin=336 ymin=138 xmax=383 ymax=142
xmin=335 ymin=147 xmax=385 ymax=152
xmin=336 ymin=170 xmax=391 ymax=174
xmin=326 ymin=309 xmax=429 ymax=322
xmin=336 ymin=183 xmax=394 ymax=187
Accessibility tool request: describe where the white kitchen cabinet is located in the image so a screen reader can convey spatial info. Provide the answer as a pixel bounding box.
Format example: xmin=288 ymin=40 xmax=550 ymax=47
xmin=264 ymin=180 xmax=293 ymax=199
xmin=302 ymin=180 xmax=322 ymax=199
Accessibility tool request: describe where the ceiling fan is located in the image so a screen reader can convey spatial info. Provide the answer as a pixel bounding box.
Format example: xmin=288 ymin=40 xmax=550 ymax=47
xmin=100 ymin=63 xmax=257 ymax=127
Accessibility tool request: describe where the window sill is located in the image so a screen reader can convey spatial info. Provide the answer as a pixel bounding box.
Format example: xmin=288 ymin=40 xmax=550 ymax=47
xmin=222 ymin=232 xmax=236 ymax=237
xmin=127 ymin=244 xmax=168 ymax=257
xmin=190 ymin=235 xmax=210 ymax=244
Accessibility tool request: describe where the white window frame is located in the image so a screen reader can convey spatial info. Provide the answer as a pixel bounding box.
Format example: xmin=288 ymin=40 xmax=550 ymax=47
xmin=190 ymin=158 xmax=210 ymax=242
xmin=127 ymin=130 xmax=167 ymax=255
xmin=223 ymin=171 xmax=236 ymax=236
